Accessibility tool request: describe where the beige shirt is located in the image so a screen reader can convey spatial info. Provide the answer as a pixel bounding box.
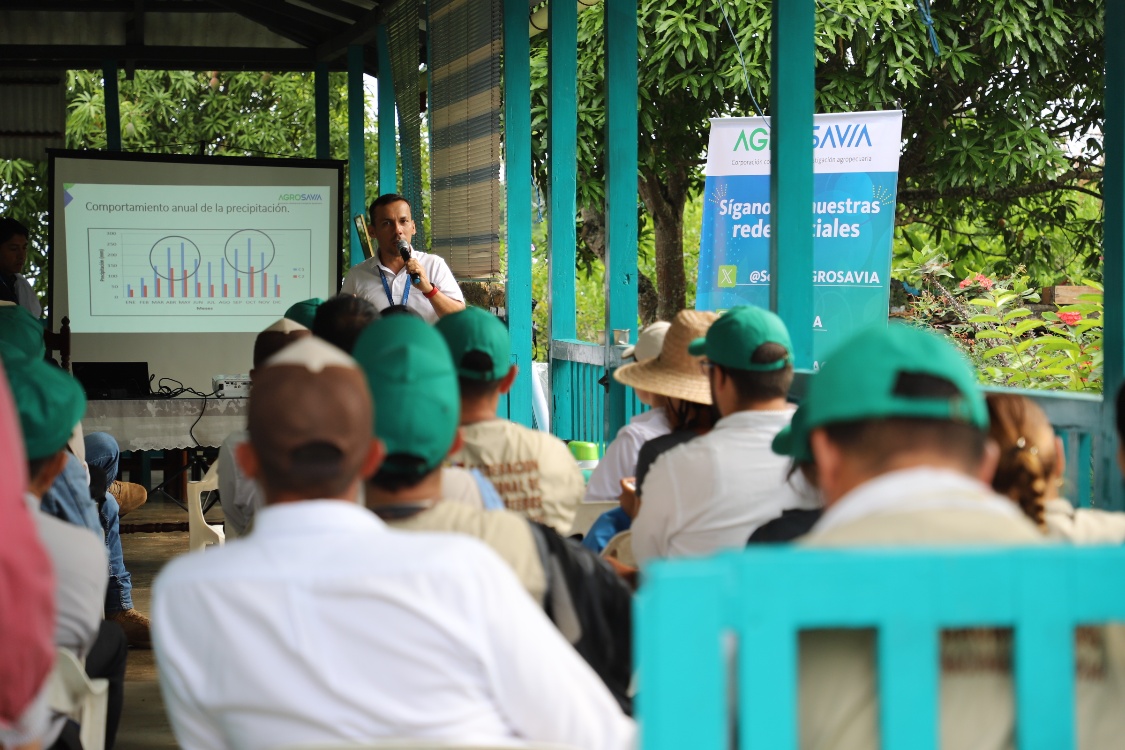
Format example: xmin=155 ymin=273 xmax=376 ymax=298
xmin=385 ymin=501 xmax=547 ymax=605
xmin=1043 ymin=498 xmax=1125 ymax=545
xmin=797 ymin=469 xmax=1125 ymax=750
xmin=452 ymin=419 xmax=585 ymax=533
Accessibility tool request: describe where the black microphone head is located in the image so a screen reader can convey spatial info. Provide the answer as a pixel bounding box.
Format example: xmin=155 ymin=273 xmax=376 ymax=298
xmin=397 ymin=238 xmax=411 ymax=262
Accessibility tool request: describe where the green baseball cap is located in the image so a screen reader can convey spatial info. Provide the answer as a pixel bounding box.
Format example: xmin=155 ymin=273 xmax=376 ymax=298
xmin=773 ymin=323 xmax=987 ymax=460
xmin=0 ymin=304 xmax=46 ymax=362
xmin=0 ymin=353 xmax=86 ymax=460
xmin=435 ymin=306 xmax=510 ymax=381
xmin=284 ymin=298 xmax=323 ymax=329
xmin=687 ymin=305 xmax=792 ymax=371
xmin=771 ymin=404 xmax=812 ymax=463
xmin=352 ymin=315 xmax=460 ymax=475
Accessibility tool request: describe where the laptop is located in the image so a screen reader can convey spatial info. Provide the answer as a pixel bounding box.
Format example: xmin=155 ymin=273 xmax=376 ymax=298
xmin=72 ymin=362 xmax=152 ymax=400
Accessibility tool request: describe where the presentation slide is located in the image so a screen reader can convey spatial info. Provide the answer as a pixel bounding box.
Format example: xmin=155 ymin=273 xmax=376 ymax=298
xmin=63 ymin=184 xmax=330 ymax=333
xmin=50 ymin=152 xmax=344 ymax=393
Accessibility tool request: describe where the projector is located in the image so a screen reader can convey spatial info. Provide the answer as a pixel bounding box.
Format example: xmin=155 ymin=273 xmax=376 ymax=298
xmin=212 ymin=375 xmax=252 ymax=398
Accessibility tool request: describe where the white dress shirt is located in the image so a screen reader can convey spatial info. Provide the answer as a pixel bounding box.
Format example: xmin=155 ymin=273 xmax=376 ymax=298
xmin=339 ymin=249 xmax=464 ymax=323
xmin=26 ymin=493 xmax=107 ymax=746
xmin=584 ymin=407 xmax=671 ymax=504
xmin=633 ymin=408 xmax=819 ymax=566
xmin=152 ymin=500 xmax=634 ymax=750
xmin=12 ymin=273 xmax=42 ymax=317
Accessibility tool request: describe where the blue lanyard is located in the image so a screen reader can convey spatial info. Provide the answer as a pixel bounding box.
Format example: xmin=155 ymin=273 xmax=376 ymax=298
xmin=378 ymin=267 xmax=410 ymax=307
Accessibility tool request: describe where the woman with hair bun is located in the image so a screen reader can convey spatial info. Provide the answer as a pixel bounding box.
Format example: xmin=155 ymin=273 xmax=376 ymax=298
xmin=987 ymin=392 xmax=1125 ymax=543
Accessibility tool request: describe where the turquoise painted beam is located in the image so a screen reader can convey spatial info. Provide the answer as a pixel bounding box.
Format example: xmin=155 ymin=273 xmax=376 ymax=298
xmin=548 ymin=0 xmax=579 ymax=439
xmin=376 ymin=25 xmax=398 ymax=196
xmin=504 ymin=0 xmax=534 ymax=428
xmin=604 ymin=0 xmax=639 ymax=440
xmin=314 ymin=63 xmax=330 ymax=160
xmin=102 ymin=61 xmax=121 ymax=152
xmin=1101 ymin=0 xmax=1124 ymax=509
xmin=347 ymin=44 xmax=367 ymax=268
xmin=768 ymin=0 xmax=815 ymax=369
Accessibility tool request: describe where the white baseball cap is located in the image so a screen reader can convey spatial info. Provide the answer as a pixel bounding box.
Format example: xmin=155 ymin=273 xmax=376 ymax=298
xmin=622 ymin=321 xmax=671 ymax=363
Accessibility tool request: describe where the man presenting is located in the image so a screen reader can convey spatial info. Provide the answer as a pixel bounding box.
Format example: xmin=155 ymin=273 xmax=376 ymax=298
xmin=340 ymin=194 xmax=465 ymax=323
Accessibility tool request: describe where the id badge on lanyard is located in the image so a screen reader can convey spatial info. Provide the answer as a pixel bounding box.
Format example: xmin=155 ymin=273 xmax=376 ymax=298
xmin=379 ymin=268 xmax=410 ymax=307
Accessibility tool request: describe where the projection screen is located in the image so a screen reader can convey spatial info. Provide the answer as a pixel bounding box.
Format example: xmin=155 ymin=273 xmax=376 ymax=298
xmin=49 ymin=150 xmax=344 ymax=393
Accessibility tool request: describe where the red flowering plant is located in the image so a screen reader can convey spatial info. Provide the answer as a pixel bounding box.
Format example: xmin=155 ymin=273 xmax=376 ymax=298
xmin=894 ymin=247 xmax=1103 ymax=392
xmin=968 ymin=281 xmax=1103 ymax=392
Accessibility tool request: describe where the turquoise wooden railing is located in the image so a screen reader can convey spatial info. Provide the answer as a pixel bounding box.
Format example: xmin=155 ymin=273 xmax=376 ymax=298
xmin=637 ymin=546 xmax=1125 ymax=750
xmin=549 ymin=338 xmax=647 ymax=449
xmin=552 ymin=365 xmax=1109 ymax=505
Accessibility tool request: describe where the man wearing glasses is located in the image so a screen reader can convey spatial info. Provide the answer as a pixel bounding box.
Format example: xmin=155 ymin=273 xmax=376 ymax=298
xmin=631 ymin=305 xmax=819 ymax=565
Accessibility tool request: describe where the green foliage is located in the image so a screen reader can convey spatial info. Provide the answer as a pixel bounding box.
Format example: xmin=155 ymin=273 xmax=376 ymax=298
xmin=894 ymin=243 xmax=1104 ymax=392
xmin=1 ymin=69 xmax=377 ymax=312
xmin=967 ymin=283 xmax=1103 ymax=392
xmin=528 ymin=0 xmax=1104 ymax=317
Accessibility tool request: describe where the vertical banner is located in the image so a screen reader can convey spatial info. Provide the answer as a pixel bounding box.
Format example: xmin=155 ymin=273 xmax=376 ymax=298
xmin=696 ymin=111 xmax=904 ymax=368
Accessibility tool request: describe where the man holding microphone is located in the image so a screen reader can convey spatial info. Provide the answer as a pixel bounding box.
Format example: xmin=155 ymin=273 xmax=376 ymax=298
xmin=341 ymin=193 xmax=465 ymax=323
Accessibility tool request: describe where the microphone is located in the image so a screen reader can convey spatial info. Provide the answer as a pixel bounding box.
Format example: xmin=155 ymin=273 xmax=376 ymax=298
xmin=397 ymin=239 xmax=421 ymax=285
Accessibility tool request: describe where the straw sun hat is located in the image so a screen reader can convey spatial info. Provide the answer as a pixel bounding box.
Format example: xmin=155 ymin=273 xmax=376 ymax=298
xmin=613 ymin=309 xmax=718 ymax=405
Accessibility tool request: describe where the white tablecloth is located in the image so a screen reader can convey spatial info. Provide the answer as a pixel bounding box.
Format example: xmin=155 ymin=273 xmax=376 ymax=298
xmin=82 ymin=398 xmax=248 ymax=451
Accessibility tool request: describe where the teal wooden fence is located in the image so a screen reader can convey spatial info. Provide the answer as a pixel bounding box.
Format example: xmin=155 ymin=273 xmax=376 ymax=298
xmin=637 ymin=546 xmax=1125 ymax=750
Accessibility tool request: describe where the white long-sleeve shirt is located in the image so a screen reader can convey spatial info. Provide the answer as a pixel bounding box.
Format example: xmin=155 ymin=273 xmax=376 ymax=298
xmin=584 ymin=407 xmax=671 ymax=504
xmin=152 ymin=500 xmax=634 ymax=750
xmin=633 ymin=408 xmax=819 ymax=565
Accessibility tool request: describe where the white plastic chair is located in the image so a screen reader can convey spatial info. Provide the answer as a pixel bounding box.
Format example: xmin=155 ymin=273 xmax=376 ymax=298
xmin=187 ymin=462 xmax=224 ymax=551
xmin=568 ymin=500 xmax=618 ymax=537
xmin=46 ymin=647 xmax=109 ymax=750
xmin=601 ymin=530 xmax=635 ymax=568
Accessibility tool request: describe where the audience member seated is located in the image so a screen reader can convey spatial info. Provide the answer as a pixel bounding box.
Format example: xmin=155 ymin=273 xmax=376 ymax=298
xmin=152 ymin=336 xmax=634 ymax=750
xmin=438 ymin=307 xmax=586 ymax=533
xmin=311 ymin=294 xmax=378 ymax=353
xmin=748 ymin=405 xmax=823 ymax=543
xmin=766 ymin=323 xmax=1125 ymax=749
xmin=6 ymin=354 xmax=128 ymax=750
xmin=217 ymin=318 xmax=311 ymax=537
xmin=988 ymin=392 xmax=1125 ymax=542
xmin=305 ymin=302 xmax=499 ymax=510
xmin=353 ymin=316 xmax=635 ymax=709
xmin=0 ymin=312 xmax=150 ymax=648
xmin=586 ymin=312 xmax=718 ymax=553
xmin=340 ymin=193 xmax=466 ymax=323
xmin=630 ymin=306 xmax=817 ymax=565
xmin=0 ymin=361 xmax=56 ymax=750
xmin=584 ymin=321 xmax=673 ymax=506
xmin=0 ymin=218 xmax=42 ymax=317
xmin=283 ymin=297 xmax=323 ymax=329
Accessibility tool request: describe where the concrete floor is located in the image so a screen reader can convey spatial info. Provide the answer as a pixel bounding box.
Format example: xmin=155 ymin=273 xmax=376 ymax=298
xmin=115 ymin=488 xmax=225 ymax=749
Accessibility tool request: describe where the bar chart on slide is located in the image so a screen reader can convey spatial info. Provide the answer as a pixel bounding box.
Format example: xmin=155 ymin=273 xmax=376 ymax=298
xmin=86 ymin=228 xmax=312 ymax=317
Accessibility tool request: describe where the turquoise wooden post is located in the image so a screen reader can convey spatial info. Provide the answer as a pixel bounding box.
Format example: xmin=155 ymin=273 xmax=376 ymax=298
xmin=314 ymin=62 xmax=330 ymax=160
xmin=603 ymin=0 xmax=639 ymax=440
xmin=504 ymin=0 xmax=534 ymax=428
xmin=768 ymin=0 xmax=815 ymax=368
xmin=548 ymin=0 xmax=579 ymax=440
xmin=102 ymin=61 xmax=121 ymax=152
xmin=1101 ymin=0 xmax=1125 ymax=509
xmin=347 ymin=45 xmax=367 ymax=267
xmin=376 ymin=25 xmax=398 ymax=195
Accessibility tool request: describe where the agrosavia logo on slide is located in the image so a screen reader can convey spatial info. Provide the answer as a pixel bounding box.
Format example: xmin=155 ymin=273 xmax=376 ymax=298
xmin=732 ymin=123 xmax=875 ymax=152
xmin=278 ymin=192 xmax=324 ymax=202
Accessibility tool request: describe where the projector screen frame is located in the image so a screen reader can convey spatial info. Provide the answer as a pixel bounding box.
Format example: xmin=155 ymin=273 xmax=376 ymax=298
xmin=46 ymin=149 xmax=346 ymax=393
xmin=47 ymin=148 xmax=346 ymax=323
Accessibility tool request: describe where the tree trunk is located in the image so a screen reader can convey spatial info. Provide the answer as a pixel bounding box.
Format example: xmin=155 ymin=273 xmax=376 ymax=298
xmin=637 ymin=272 xmax=659 ymax=327
xmin=579 ymin=206 xmax=606 ymax=262
xmin=638 ymin=167 xmax=689 ymax=321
